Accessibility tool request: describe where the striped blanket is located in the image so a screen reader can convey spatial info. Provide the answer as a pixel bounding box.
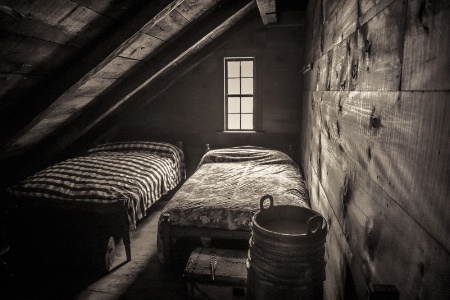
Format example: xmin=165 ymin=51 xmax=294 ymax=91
xmin=8 ymin=141 xmax=185 ymax=229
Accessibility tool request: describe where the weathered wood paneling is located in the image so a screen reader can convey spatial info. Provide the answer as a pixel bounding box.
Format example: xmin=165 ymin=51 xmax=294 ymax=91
xmin=353 ymin=0 xmax=406 ymax=91
xmin=302 ymin=0 xmax=450 ymax=298
xmin=308 ymin=91 xmax=450 ymax=299
xmin=322 ymin=0 xmax=358 ymax=55
xmin=316 ymin=91 xmax=450 ymax=251
xmin=401 ymin=0 xmax=450 ymax=91
xmin=358 ymin=0 xmax=397 ymax=25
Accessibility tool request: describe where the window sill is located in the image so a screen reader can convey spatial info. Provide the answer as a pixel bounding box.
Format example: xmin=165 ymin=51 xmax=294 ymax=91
xmin=219 ymin=130 xmax=264 ymax=133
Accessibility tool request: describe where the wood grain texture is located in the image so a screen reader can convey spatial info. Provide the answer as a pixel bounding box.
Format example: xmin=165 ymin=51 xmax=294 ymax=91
xmin=401 ymin=0 xmax=450 ymax=91
xmin=310 ymin=92 xmax=450 ymax=299
xmin=358 ymin=0 xmax=397 ymax=25
xmin=0 ymin=0 xmax=114 ymax=47
xmin=316 ymin=91 xmax=450 ymax=251
xmin=322 ymin=0 xmax=358 ymax=55
xmin=353 ymin=0 xmax=406 ymax=91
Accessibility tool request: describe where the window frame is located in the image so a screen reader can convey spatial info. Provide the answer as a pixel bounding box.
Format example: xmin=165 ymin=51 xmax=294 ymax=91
xmin=224 ymin=57 xmax=256 ymax=132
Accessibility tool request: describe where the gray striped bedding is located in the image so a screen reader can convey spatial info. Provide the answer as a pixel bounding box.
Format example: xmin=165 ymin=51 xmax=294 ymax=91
xmin=7 ymin=142 xmax=185 ymax=228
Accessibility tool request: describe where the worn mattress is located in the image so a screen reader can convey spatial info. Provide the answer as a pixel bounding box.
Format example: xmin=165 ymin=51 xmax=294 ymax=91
xmin=159 ymin=146 xmax=310 ymax=232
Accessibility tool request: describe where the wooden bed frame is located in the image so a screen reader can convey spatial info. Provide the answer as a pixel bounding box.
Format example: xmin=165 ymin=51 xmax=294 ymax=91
xmin=7 ymin=140 xmax=185 ymax=271
xmin=8 ymin=196 xmax=131 ymax=269
xmin=160 ymin=213 xmax=251 ymax=267
xmin=159 ymin=143 xmax=296 ymax=267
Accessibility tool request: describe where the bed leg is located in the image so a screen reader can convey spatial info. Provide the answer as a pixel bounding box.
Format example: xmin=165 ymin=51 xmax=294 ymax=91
xmin=161 ymin=213 xmax=171 ymax=269
xmin=123 ymin=229 xmax=131 ymax=262
xmin=119 ymin=201 xmax=131 ymax=262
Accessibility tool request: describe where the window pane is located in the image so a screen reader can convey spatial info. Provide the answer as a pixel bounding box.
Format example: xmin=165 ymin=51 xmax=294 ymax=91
xmin=241 ymin=78 xmax=253 ymax=94
xmin=228 ymin=78 xmax=240 ymax=94
xmin=228 ymin=97 xmax=240 ymax=113
xmin=241 ymin=97 xmax=253 ymax=113
xmin=241 ymin=61 xmax=253 ymax=77
xmin=227 ymin=61 xmax=240 ymax=78
xmin=241 ymin=114 xmax=253 ymax=130
xmin=228 ymin=114 xmax=240 ymax=129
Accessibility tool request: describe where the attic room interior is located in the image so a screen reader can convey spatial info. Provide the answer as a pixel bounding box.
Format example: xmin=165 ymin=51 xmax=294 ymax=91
xmin=0 ymin=0 xmax=448 ymax=299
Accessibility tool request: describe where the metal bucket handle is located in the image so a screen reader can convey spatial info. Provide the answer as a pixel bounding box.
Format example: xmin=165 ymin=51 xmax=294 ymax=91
xmin=307 ymin=214 xmax=324 ymax=235
xmin=260 ymin=195 xmax=274 ymax=211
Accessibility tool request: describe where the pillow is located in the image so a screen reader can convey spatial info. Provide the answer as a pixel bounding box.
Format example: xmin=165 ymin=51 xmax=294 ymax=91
xmin=88 ymin=141 xmax=185 ymax=179
xmin=198 ymin=146 xmax=296 ymax=167
xmin=87 ymin=141 xmax=181 ymax=161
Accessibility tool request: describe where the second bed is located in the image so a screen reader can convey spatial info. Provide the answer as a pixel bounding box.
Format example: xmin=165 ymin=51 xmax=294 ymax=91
xmin=157 ymin=146 xmax=310 ymax=265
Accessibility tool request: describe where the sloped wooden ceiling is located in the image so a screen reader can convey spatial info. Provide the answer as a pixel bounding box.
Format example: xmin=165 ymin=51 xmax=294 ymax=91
xmin=0 ymin=0 xmax=307 ymax=184
xmin=0 ymin=0 xmax=255 ymax=156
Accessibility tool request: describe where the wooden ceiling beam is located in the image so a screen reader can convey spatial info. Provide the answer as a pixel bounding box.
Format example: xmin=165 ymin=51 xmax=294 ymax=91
xmin=60 ymin=1 xmax=256 ymax=153
xmin=2 ymin=0 xmax=179 ymax=149
xmin=256 ymin=0 xmax=277 ymax=25
xmin=0 ymin=0 xmax=256 ymax=185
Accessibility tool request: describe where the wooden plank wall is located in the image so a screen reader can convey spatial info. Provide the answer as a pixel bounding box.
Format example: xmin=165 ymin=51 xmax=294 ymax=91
xmin=300 ymin=0 xmax=450 ymax=299
xmin=100 ymin=12 xmax=304 ymax=175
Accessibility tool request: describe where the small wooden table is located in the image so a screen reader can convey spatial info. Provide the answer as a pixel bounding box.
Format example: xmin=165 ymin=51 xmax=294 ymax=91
xmin=184 ymin=247 xmax=248 ymax=300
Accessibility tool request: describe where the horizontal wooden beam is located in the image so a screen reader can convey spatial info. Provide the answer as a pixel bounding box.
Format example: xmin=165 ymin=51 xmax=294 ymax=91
xmin=1 ymin=0 xmax=178 ymax=149
xmin=256 ymin=0 xmax=277 ymax=25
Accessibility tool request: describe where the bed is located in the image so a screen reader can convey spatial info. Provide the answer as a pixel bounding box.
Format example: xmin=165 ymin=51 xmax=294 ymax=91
xmin=157 ymin=146 xmax=310 ymax=266
xmin=6 ymin=141 xmax=185 ymax=269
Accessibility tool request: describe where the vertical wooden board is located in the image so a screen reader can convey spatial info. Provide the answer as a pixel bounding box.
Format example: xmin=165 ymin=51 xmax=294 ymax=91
xmin=354 ymin=0 xmax=405 ymax=91
xmin=313 ymin=113 xmax=450 ymax=299
xmin=119 ymin=34 xmax=165 ymax=61
xmin=312 ymin=0 xmax=324 ymax=60
xmin=401 ymin=0 xmax=450 ymax=90
xmin=145 ymin=10 xmax=190 ymax=42
xmin=92 ymin=57 xmax=140 ymax=79
xmin=322 ymin=0 xmax=358 ymax=54
xmin=322 ymin=0 xmax=340 ymax=21
xmin=347 ymin=168 xmax=450 ymax=299
xmin=315 ymin=54 xmax=331 ymax=91
xmin=358 ymin=0 xmax=397 ymax=25
xmin=310 ymin=162 xmax=367 ymax=300
xmin=309 ymin=169 xmax=348 ymax=300
xmin=320 ymin=91 xmax=450 ymax=251
xmin=390 ymin=92 xmax=450 ymax=250
xmin=304 ymin=0 xmax=315 ymax=64
xmin=329 ymin=36 xmax=354 ymax=91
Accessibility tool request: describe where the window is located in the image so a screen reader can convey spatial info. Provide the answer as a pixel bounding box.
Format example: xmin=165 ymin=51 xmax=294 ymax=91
xmin=224 ymin=58 xmax=255 ymax=131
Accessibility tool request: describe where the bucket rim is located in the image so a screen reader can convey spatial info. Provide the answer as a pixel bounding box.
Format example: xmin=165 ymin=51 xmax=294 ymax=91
xmin=252 ymin=195 xmax=327 ymax=238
